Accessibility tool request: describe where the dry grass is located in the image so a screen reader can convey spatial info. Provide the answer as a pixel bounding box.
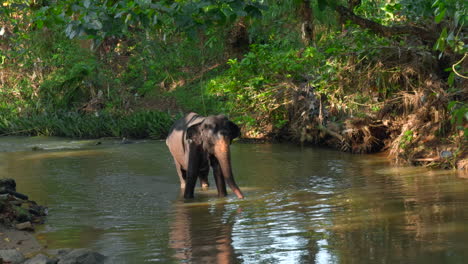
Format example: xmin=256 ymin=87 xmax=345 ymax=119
xmin=282 ymin=45 xmax=466 ymax=168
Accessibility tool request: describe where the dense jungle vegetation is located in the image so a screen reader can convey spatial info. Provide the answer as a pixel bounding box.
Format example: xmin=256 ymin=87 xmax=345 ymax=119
xmin=0 ymin=0 xmax=466 ymax=168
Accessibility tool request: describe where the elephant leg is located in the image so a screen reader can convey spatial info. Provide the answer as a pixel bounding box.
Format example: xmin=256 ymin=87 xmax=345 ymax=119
xmin=199 ymin=160 xmax=210 ymax=189
xmin=199 ymin=168 xmax=209 ymax=189
xmin=184 ymin=145 xmax=201 ymax=199
xmin=210 ymin=156 xmax=227 ymax=197
xmin=173 ymin=158 xmax=187 ymax=188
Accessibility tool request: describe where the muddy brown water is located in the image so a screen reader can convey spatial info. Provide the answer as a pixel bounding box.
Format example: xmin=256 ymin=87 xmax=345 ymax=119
xmin=1 ymin=136 xmax=467 ymax=263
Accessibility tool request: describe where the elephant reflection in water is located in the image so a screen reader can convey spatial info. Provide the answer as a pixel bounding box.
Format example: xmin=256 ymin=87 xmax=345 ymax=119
xmin=169 ymin=200 xmax=242 ymax=264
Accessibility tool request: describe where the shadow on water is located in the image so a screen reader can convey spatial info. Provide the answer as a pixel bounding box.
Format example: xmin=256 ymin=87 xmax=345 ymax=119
xmin=1 ymin=137 xmax=468 ymax=263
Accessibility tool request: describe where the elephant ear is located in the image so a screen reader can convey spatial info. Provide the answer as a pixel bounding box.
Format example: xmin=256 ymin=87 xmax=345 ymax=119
xmin=186 ymin=122 xmax=203 ymax=143
xmin=228 ymin=121 xmax=241 ymax=140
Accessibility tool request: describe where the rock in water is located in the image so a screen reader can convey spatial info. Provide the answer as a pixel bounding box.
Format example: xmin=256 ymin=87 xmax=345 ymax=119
xmin=0 ymin=249 xmax=26 ymax=264
xmin=57 ymin=249 xmax=106 ymax=264
xmin=46 ymin=249 xmax=73 ymax=257
xmin=16 ymin=221 xmax=34 ymax=231
xmin=24 ymin=254 xmax=58 ymax=264
xmin=0 ymin=178 xmax=16 ymax=191
xmin=0 ymin=178 xmax=28 ymax=200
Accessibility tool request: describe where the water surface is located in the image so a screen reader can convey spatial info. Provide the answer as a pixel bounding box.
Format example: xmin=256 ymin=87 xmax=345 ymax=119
xmin=1 ymin=136 xmax=467 ymax=263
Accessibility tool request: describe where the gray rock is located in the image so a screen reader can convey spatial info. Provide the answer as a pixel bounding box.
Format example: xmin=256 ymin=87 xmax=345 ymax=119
xmin=57 ymin=249 xmax=106 ymax=264
xmin=440 ymin=150 xmax=453 ymax=158
xmin=16 ymin=221 xmax=34 ymax=231
xmin=0 ymin=249 xmax=25 ymax=264
xmin=24 ymin=254 xmax=58 ymax=264
xmin=47 ymin=249 xmax=73 ymax=257
xmin=0 ymin=178 xmax=16 ymax=191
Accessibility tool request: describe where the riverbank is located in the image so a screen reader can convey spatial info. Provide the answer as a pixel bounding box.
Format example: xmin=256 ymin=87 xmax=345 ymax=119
xmin=0 ymin=178 xmax=48 ymax=261
xmin=1 ymin=109 xmax=465 ymax=170
xmin=0 ymin=110 xmax=174 ymax=140
xmin=0 ymin=179 xmax=106 ymax=264
xmin=0 ymin=225 xmax=42 ymax=257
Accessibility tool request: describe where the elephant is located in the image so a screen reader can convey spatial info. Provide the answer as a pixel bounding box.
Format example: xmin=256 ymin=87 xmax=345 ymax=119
xmin=166 ymin=113 xmax=244 ymax=199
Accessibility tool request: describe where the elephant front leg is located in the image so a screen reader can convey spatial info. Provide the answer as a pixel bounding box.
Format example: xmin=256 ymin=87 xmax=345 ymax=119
xmin=173 ymin=158 xmax=187 ymax=189
xmin=184 ymin=145 xmax=201 ymax=199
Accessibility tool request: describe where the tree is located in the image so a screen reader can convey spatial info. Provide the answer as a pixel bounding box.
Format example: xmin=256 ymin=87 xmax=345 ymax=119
xmin=298 ymin=0 xmax=314 ymax=45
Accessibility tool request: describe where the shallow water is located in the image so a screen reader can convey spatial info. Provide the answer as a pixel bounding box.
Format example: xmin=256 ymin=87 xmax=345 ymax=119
xmin=1 ymin=136 xmax=467 ymax=263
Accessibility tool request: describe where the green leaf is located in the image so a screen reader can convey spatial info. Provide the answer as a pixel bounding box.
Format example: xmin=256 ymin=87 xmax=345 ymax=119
xmin=115 ymin=11 xmax=125 ymax=18
xmin=318 ymin=0 xmax=328 ymax=11
xmin=448 ymin=72 xmax=455 ymax=86
xmin=83 ymin=0 xmax=91 ymax=9
xmin=447 ymin=31 xmax=454 ymax=41
xmin=448 ymin=101 xmax=458 ymax=111
xmin=244 ymin=5 xmax=262 ymax=18
xmin=36 ymin=19 xmax=44 ymax=29
xmin=88 ymin=19 xmax=102 ymax=30
xmin=125 ymin=13 xmax=132 ymax=24
xmin=433 ymin=27 xmax=447 ymax=51
xmin=454 ymin=11 xmax=461 ymax=26
xmin=435 ymin=8 xmax=446 ymax=23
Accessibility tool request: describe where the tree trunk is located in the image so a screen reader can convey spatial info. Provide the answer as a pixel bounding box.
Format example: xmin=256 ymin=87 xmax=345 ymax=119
xmin=299 ymin=0 xmax=314 ymax=46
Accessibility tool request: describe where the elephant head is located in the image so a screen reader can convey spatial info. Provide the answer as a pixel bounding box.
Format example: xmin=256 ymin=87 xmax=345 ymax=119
xmin=185 ymin=115 xmax=244 ymax=199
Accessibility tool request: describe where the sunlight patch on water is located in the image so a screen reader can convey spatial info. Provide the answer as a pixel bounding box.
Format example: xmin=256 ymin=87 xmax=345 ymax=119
xmin=19 ymin=149 xmax=107 ymax=160
xmin=316 ymin=235 xmax=334 ymax=264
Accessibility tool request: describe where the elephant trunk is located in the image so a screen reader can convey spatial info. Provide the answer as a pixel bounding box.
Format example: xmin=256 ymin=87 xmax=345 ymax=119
xmin=214 ymin=139 xmax=244 ymax=199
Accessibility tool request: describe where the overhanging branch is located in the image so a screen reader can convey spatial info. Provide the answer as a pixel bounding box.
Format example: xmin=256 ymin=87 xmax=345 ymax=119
xmin=335 ymin=5 xmax=437 ymax=45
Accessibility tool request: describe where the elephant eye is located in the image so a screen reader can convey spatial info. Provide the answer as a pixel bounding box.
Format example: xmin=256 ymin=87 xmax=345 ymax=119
xmin=204 ymin=124 xmax=215 ymax=130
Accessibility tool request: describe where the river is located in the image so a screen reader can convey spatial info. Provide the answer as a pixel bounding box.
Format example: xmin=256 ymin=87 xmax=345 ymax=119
xmin=1 ymin=136 xmax=467 ymax=263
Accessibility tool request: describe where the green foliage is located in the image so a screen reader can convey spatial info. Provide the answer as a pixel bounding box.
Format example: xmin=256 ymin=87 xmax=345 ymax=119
xmin=432 ymin=0 xmax=467 ymax=56
xmin=121 ymin=29 xmax=225 ymax=97
xmin=0 ymin=25 xmax=113 ymax=114
xmin=31 ymin=0 xmax=266 ymax=42
xmin=207 ymin=43 xmax=316 ymax=132
xmin=1 ymin=0 xmax=466 ymax=148
xmin=399 ymin=130 xmax=414 ymax=149
xmin=40 ymin=59 xmax=99 ymax=110
xmin=206 ymin=25 xmax=397 ymax=133
xmin=0 ymin=110 xmax=174 ymax=139
xmin=448 ymin=101 xmax=468 ymax=138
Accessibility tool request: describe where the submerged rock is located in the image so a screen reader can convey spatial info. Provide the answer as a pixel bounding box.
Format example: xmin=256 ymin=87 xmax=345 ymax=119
xmin=23 ymin=254 xmax=58 ymax=264
xmin=46 ymin=249 xmax=73 ymax=257
xmin=31 ymin=146 xmax=45 ymax=151
xmin=57 ymin=249 xmax=106 ymax=264
xmin=0 ymin=249 xmax=25 ymax=264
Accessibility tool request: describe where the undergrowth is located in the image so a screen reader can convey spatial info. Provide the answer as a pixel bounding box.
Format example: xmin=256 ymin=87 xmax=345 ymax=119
xmin=0 ymin=111 xmax=174 ymax=139
xmin=205 ymin=26 xmax=466 ymax=168
xmin=206 ymin=28 xmax=393 ymax=137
